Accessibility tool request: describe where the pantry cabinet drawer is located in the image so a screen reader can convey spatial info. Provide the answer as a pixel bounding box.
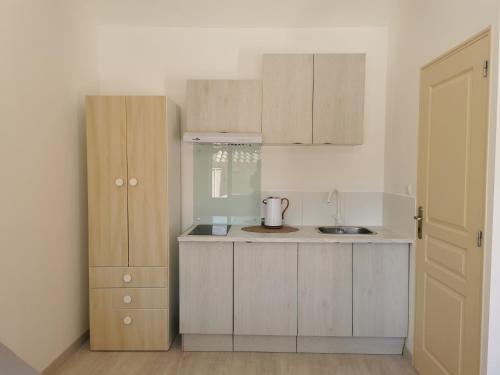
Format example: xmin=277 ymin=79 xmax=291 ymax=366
xmin=112 ymin=288 xmax=167 ymax=309
xmin=90 ymin=307 xmax=169 ymax=350
xmin=89 ymin=267 xmax=168 ymax=288
xmin=92 ymin=288 xmax=167 ymax=309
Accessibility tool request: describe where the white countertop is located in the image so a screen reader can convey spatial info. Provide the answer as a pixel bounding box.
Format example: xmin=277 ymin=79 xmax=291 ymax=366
xmin=178 ymin=225 xmax=414 ymax=244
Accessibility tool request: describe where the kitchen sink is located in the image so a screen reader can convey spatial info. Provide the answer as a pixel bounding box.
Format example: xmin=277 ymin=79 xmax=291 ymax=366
xmin=317 ymin=226 xmax=376 ymax=235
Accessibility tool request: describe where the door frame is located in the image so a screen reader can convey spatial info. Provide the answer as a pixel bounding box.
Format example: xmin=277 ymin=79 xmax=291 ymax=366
xmin=413 ymin=27 xmax=494 ymax=374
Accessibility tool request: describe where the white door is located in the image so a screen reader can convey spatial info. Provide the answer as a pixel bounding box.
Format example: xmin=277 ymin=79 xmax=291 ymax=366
xmin=414 ymin=31 xmax=490 ymax=375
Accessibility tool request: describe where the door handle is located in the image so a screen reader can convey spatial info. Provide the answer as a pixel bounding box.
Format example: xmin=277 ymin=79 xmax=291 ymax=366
xmin=414 ymin=206 xmax=423 ymax=239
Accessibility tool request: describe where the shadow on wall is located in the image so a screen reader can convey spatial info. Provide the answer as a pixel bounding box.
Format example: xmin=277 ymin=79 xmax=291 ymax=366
xmin=0 ymin=343 xmax=40 ymax=375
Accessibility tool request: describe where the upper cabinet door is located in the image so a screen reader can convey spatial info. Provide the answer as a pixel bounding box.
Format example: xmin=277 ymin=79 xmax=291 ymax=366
xmin=186 ymin=80 xmax=262 ymax=133
xmin=126 ymin=97 xmax=168 ymax=267
xmin=313 ymin=54 xmax=366 ymax=145
xmin=86 ymin=96 xmax=128 ymax=267
xmin=262 ymin=54 xmax=313 ymax=144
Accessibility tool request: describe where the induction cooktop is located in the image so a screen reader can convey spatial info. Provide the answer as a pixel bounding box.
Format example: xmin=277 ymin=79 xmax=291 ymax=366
xmin=188 ymin=224 xmax=231 ymax=236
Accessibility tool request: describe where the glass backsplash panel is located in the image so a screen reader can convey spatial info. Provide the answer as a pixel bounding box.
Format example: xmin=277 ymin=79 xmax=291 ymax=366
xmin=194 ymin=144 xmax=261 ymax=225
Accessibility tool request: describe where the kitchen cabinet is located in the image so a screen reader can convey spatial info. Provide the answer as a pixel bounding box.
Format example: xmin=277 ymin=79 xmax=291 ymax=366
xmin=353 ymin=243 xmax=409 ymax=337
xmin=262 ymin=54 xmax=313 ymax=144
xmin=234 ymin=242 xmax=297 ymax=336
xmin=179 ymin=242 xmax=233 ymax=335
xmin=261 ymin=53 xmax=365 ymax=145
xmin=298 ymin=243 xmax=352 ymax=337
xmin=313 ymin=54 xmax=366 ymax=145
xmin=178 ymin=235 xmax=410 ymax=354
xmin=186 ymin=80 xmax=262 ymax=133
xmin=86 ymin=96 xmax=180 ymax=350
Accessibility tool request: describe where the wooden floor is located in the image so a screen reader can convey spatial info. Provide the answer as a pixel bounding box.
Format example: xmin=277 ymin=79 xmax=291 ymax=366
xmin=54 ymin=337 xmax=417 ymax=375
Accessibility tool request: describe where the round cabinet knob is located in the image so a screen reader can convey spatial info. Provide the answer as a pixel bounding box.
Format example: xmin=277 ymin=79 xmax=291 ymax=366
xmin=123 ymin=295 xmax=132 ymax=304
xmin=123 ymin=274 xmax=132 ymax=283
xmin=123 ymin=316 xmax=132 ymax=325
xmin=129 ymin=178 xmax=138 ymax=187
xmin=115 ymin=178 xmax=124 ymax=187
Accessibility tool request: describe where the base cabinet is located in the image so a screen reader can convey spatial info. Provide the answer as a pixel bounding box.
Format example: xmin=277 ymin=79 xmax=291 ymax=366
xmin=179 ymin=242 xmax=233 ymax=335
xmin=353 ymin=243 xmax=409 ymax=337
xmin=179 ymin=240 xmax=409 ymax=354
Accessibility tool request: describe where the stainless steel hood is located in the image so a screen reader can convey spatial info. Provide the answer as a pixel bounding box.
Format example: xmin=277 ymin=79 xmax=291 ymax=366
xmin=183 ymin=132 xmax=262 ymax=144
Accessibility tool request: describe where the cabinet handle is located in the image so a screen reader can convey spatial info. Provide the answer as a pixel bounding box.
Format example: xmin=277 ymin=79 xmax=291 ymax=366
xmin=129 ymin=178 xmax=138 ymax=187
xmin=123 ymin=295 xmax=132 ymax=304
xmin=123 ymin=316 xmax=132 ymax=325
xmin=115 ymin=178 xmax=124 ymax=187
xmin=123 ymin=274 xmax=132 ymax=283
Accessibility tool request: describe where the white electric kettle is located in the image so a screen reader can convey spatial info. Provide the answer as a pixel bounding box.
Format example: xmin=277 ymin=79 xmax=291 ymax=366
xmin=262 ymin=197 xmax=290 ymax=228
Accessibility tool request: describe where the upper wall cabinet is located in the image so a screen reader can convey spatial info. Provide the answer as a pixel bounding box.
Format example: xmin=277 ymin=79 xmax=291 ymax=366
xmin=262 ymin=54 xmax=313 ymax=144
xmin=313 ymin=54 xmax=366 ymax=145
xmin=261 ymin=53 xmax=366 ymax=145
xmin=186 ymin=80 xmax=262 ymax=133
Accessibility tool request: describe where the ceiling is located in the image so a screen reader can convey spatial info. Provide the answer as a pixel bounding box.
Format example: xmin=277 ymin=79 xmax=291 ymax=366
xmin=85 ymin=0 xmax=400 ymax=28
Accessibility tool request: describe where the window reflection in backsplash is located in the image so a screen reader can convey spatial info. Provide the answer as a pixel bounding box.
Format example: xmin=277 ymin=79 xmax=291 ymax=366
xmin=194 ymin=144 xmax=261 ymax=225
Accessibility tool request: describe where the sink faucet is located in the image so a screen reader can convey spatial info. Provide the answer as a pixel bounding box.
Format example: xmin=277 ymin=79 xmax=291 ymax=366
xmin=327 ymin=188 xmax=342 ymax=225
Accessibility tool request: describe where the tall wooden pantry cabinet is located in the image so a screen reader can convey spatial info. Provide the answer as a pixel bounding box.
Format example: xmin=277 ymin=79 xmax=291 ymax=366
xmin=86 ymin=96 xmax=181 ymax=351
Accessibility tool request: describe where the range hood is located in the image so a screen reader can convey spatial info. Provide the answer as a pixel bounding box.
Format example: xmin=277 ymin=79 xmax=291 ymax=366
xmin=183 ymin=132 xmax=262 ymax=144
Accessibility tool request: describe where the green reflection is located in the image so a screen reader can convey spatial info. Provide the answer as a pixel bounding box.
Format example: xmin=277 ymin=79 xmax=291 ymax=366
xmin=194 ymin=144 xmax=261 ymax=225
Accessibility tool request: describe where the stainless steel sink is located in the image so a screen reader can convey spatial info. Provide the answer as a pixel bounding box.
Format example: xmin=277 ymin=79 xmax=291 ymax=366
xmin=317 ymin=226 xmax=376 ymax=235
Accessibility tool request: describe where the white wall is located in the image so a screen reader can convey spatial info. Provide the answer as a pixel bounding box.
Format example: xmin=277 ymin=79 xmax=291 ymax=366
xmin=97 ymin=27 xmax=389 ymax=228
xmin=384 ymin=1 xmax=500 ymax=373
xmin=0 ymin=0 xmax=98 ymax=371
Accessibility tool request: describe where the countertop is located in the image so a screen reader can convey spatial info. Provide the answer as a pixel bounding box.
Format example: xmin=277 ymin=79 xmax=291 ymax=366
xmin=178 ymin=225 xmax=414 ymax=244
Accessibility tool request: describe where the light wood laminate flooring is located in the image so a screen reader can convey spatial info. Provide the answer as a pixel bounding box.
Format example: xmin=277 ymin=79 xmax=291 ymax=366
xmin=53 ymin=337 xmax=417 ymax=375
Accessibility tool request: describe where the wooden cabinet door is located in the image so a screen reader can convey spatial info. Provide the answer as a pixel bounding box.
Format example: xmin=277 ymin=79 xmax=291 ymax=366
xmin=353 ymin=243 xmax=409 ymax=337
xmin=186 ymin=80 xmax=262 ymax=133
xmin=313 ymin=54 xmax=365 ymax=145
xmin=126 ymin=96 xmax=168 ymax=266
xmin=179 ymin=242 xmax=233 ymax=335
xmin=262 ymin=54 xmax=313 ymax=144
xmin=298 ymin=243 xmax=352 ymax=337
xmin=234 ymin=242 xmax=297 ymax=336
xmin=86 ymin=96 xmax=128 ymax=266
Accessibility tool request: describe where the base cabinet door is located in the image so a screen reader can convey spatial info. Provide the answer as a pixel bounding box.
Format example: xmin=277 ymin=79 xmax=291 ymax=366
xmin=179 ymin=242 xmax=233 ymax=335
xmin=234 ymin=242 xmax=297 ymax=336
xmin=298 ymin=243 xmax=352 ymax=336
xmin=353 ymin=243 xmax=409 ymax=337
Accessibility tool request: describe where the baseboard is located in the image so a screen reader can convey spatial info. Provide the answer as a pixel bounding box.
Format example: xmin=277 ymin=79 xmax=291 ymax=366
xmin=42 ymin=330 xmax=89 ymax=375
xmin=182 ymin=334 xmax=233 ymax=352
xmin=402 ymin=343 xmax=413 ymax=366
xmin=234 ymin=335 xmax=296 ymax=353
xmin=297 ymin=336 xmax=405 ymax=354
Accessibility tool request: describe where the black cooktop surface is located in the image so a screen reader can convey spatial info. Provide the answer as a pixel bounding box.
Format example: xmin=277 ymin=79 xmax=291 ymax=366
xmin=188 ymin=224 xmax=231 ymax=236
